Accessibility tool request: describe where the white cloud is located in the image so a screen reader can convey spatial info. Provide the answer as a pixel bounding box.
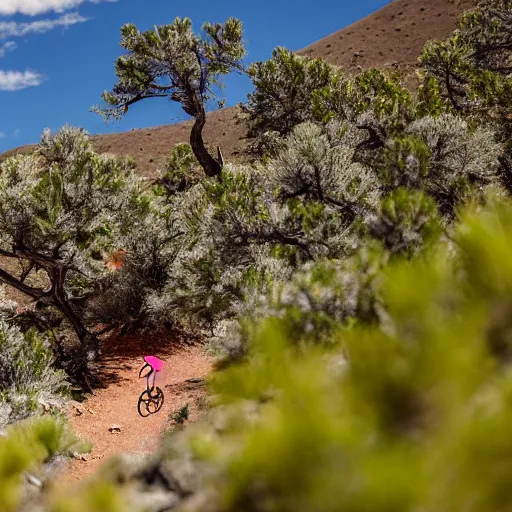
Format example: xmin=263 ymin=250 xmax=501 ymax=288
xmin=0 ymin=1 xmax=114 ymax=95
xmin=0 ymin=69 xmax=44 ymax=90
xmin=0 ymin=41 xmax=17 ymax=56
xmin=0 ymin=132 xmax=5 ymax=138
xmin=0 ymin=12 xmax=88 ymax=39
xmin=0 ymin=0 xmax=115 ymax=16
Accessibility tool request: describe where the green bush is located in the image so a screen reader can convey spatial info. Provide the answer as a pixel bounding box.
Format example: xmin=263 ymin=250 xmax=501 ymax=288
xmin=178 ymin=197 xmax=512 ymax=512
xmin=243 ymin=47 xmax=337 ymax=139
xmin=7 ymin=416 xmax=91 ymax=463
xmin=0 ymin=416 xmax=91 ymax=512
xmin=369 ymin=188 xmax=442 ymax=257
xmin=0 ymin=320 xmax=68 ymax=429
xmin=0 ymin=126 xmax=144 ymax=357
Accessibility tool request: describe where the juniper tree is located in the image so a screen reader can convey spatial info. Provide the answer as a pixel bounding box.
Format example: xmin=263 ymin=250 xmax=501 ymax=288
xmin=243 ymin=47 xmax=337 ymax=141
xmin=420 ymin=0 xmax=512 ymax=116
xmin=381 ymin=114 xmax=502 ymax=216
xmin=0 ymin=126 xmax=142 ymax=362
xmin=93 ymin=17 xmax=246 ymax=177
xmin=419 ymin=0 xmax=512 ymax=192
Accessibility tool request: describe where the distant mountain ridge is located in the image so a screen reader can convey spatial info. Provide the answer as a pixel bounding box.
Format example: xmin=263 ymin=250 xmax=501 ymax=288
xmin=0 ymin=0 xmax=476 ymax=176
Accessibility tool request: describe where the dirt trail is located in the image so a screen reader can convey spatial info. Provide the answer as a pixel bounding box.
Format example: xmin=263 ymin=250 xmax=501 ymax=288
xmin=60 ymin=331 xmax=213 ymax=485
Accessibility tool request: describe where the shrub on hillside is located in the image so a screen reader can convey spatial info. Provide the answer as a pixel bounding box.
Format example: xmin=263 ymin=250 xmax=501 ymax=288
xmin=377 ymin=113 xmax=502 ymax=216
xmin=313 ymin=68 xmax=413 ymax=128
xmin=368 ymin=188 xmax=442 ymax=257
xmin=148 ymin=168 xmax=292 ymax=333
xmin=244 ymin=47 xmax=413 ymax=153
xmin=243 ymin=47 xmax=338 ymax=140
xmin=22 ymin=196 xmax=512 ymax=512
xmin=142 ymin=113 xmax=502 ymax=337
xmin=0 ymin=319 xmax=68 ymax=429
xmin=146 ymin=120 xmax=383 ymax=335
xmin=419 ymin=0 xmax=512 ymax=121
xmin=0 ymin=126 xmax=144 ymax=360
xmin=250 ymin=244 xmax=387 ymax=345
xmin=418 ymin=0 xmax=512 ymax=190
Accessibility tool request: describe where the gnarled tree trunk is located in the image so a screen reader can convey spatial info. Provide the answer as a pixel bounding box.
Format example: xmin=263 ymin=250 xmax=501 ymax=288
xmin=190 ymin=105 xmax=223 ymax=177
xmin=50 ymin=267 xmax=99 ymax=361
xmin=0 ymin=262 xmax=99 ymax=360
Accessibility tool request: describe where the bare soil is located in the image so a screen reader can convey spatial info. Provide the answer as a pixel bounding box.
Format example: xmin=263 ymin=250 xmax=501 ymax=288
xmin=298 ymin=0 xmax=477 ymax=80
xmin=58 ymin=331 xmax=213 ymax=486
xmin=0 ymin=107 xmax=250 ymax=178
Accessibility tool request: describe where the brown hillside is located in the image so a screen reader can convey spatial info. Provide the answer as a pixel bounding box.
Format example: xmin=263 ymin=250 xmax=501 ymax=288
xmin=0 ymin=107 xmax=250 ymax=179
xmin=298 ymin=0 xmax=476 ymax=74
xmin=0 ymin=0 xmax=476 ymax=176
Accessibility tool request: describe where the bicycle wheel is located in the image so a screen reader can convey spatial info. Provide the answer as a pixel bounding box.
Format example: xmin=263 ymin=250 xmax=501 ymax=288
xmin=148 ymin=387 xmax=164 ymax=414
xmin=137 ymin=389 xmax=152 ymax=417
xmin=137 ymin=387 xmax=165 ymax=417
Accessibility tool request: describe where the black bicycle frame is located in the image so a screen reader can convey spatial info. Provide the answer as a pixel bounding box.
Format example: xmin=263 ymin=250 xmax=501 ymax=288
xmin=139 ymin=361 xmax=157 ymax=389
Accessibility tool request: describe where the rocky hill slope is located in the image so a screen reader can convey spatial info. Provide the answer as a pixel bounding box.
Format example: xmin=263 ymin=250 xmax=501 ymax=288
xmin=0 ymin=0 xmax=476 ymax=176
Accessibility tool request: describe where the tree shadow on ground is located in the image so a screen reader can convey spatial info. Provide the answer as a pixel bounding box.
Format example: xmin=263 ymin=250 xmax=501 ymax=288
xmin=90 ymin=328 xmax=204 ymax=389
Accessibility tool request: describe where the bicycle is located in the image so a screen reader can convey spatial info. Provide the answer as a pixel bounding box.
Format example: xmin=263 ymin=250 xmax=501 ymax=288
xmin=137 ymin=356 xmax=165 ymax=417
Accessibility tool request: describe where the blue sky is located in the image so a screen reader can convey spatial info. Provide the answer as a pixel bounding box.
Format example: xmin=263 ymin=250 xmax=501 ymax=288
xmin=0 ymin=0 xmax=390 ymax=153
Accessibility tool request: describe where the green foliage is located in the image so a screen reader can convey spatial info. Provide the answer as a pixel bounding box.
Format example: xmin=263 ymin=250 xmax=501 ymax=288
xmin=50 ymin=482 xmax=128 ymax=512
xmin=170 ymin=404 xmax=190 ymax=425
xmin=245 ymin=50 xmax=413 ymax=153
xmin=155 ymin=143 xmax=199 ymax=196
xmin=0 ymin=126 xmax=180 ymax=365
xmin=369 ymin=188 xmax=442 ymax=258
xmin=161 ymin=197 xmax=512 ymax=512
xmin=379 ymin=135 xmax=431 ymax=188
xmin=379 ymin=114 xmax=502 ymax=216
xmin=0 ymin=431 xmax=33 ymax=512
xmin=2 ymin=2 xmax=512 ymax=508
xmin=94 ymin=17 xmax=245 ymax=121
xmin=85 ymin=185 xmax=181 ymax=331
xmin=243 ymin=47 xmax=337 ymax=138
xmin=0 ymin=127 xmax=131 ymax=258
xmin=0 ymin=320 xmax=68 ymax=428
xmin=267 ymin=122 xmax=378 ymax=208
xmin=145 ymin=106 xmax=503 ymax=337
xmin=0 ymin=416 xmax=90 ymax=512
xmin=7 ymin=416 xmax=91 ymax=463
xmin=313 ymin=68 xmax=412 ymax=128
xmin=415 ymin=75 xmax=446 ymax=117
xmin=156 ymin=166 xmax=285 ymax=332
xmin=419 ymin=0 xmax=512 ymax=132
xmin=0 ymin=126 xmax=144 ymax=356
xmin=252 ymin=245 xmax=386 ymax=345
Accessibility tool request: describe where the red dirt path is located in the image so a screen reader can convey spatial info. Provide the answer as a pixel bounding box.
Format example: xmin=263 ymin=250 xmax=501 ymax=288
xmin=59 ymin=332 xmax=213 ymax=485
